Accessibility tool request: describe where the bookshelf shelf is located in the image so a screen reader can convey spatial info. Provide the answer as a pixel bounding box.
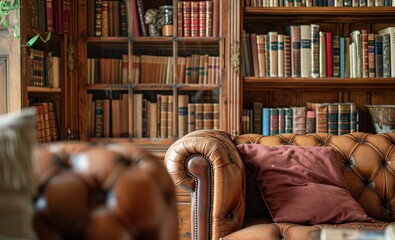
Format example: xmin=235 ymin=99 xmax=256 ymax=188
xmin=27 ymin=86 xmax=62 ymax=93
xmin=240 ymin=1 xmax=395 ymax=135
xmin=244 ymin=78 xmax=395 ymax=90
xmin=86 ymin=84 xmax=129 ymax=91
xmin=244 ymin=7 xmax=395 ymax=22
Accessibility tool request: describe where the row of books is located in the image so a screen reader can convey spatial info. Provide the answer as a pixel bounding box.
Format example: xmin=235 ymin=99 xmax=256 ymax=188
xmin=245 ymin=0 xmax=394 ymax=6
xmin=177 ymin=0 xmax=220 ymax=37
xmin=87 ymin=93 xmax=220 ymax=139
xmin=27 ymin=0 xmax=70 ymax=33
xmin=28 ymin=49 xmax=60 ymax=88
xmin=243 ymin=26 xmax=395 ymax=79
xmin=89 ymin=0 xmax=128 ymax=37
xmin=30 ymin=101 xmax=59 ymax=143
xmin=243 ymin=102 xmax=358 ymax=136
xmin=87 ymin=54 xmax=221 ymax=85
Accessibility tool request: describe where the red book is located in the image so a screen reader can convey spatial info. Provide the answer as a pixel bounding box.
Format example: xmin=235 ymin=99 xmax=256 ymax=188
xmin=46 ymin=0 xmax=54 ymax=32
xmin=136 ymin=0 xmax=148 ymax=36
xmin=182 ymin=1 xmax=191 ymax=37
xmin=131 ymin=0 xmax=141 ymax=36
xmin=212 ymin=0 xmax=219 ymax=37
xmin=63 ymin=0 xmax=71 ymax=33
xmin=53 ymin=0 xmax=63 ymax=34
xmin=190 ymin=1 xmax=199 ymax=37
xmin=198 ymin=1 xmax=206 ymax=37
xmin=326 ymin=32 xmax=333 ymax=78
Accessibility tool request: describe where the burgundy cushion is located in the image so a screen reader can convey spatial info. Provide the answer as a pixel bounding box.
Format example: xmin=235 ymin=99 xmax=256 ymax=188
xmin=236 ymin=144 xmax=373 ymax=224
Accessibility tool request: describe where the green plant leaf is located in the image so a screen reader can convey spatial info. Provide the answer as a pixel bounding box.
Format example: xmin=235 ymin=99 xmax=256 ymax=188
xmin=26 ymin=34 xmax=39 ymax=47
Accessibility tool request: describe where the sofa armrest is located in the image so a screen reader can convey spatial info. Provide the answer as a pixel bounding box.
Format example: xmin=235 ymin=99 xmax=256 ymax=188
xmin=165 ymin=130 xmax=246 ymax=240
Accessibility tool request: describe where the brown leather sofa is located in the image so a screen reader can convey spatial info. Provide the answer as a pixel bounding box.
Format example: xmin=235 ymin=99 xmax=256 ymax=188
xmin=33 ymin=141 xmax=178 ymax=240
xmin=165 ymin=129 xmax=395 ymax=240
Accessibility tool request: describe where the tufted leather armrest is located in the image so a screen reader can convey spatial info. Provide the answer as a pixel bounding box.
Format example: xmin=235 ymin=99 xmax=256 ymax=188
xmin=165 ymin=130 xmax=246 ymax=240
xmin=33 ymin=141 xmax=178 ymax=240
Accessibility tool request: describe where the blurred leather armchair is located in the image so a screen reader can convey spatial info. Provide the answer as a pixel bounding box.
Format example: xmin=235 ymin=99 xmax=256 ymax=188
xmin=33 ymin=141 xmax=178 ymax=240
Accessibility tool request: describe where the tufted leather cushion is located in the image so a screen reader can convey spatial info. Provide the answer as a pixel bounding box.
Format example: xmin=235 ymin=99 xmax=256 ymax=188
xmin=33 ymin=141 xmax=178 ymax=240
xmin=236 ymin=144 xmax=373 ymax=224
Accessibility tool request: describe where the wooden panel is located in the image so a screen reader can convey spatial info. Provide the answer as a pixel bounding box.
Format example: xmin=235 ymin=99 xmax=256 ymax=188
xmin=177 ymin=202 xmax=192 ymax=240
xmin=298 ymin=91 xmax=341 ymax=106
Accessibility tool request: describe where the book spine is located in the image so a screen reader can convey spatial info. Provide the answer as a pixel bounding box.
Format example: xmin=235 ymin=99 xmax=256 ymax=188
xmin=284 ymin=107 xmax=293 ymax=133
xmin=178 ymin=95 xmax=189 ymax=138
xmin=253 ymin=102 xmax=263 ymax=134
xmin=198 ymin=1 xmax=207 ymax=37
xmin=212 ymin=0 xmax=219 ymax=37
xmin=382 ymin=33 xmax=391 ymax=78
xmin=326 ymin=32 xmax=333 ymax=78
xmin=213 ymin=103 xmax=220 ymax=130
xmin=339 ymin=37 xmax=345 ymax=78
xmin=159 ymin=95 xmax=168 ymax=138
xmin=291 ymin=25 xmax=301 ymax=77
xmin=332 ymin=35 xmax=340 ymax=78
xmin=262 ymin=108 xmax=270 ymax=136
xmin=188 ymin=103 xmax=196 ymax=133
xmin=311 ymin=24 xmax=320 ymax=78
xmin=319 ymin=31 xmax=327 ymax=77
xmin=269 ymin=108 xmax=279 ymax=136
xmin=120 ymin=0 xmax=127 ymax=36
xmin=257 ymin=34 xmax=266 ymax=77
xmin=338 ymin=104 xmax=351 ymax=135
xmin=300 ymin=25 xmax=311 ymax=78
xmin=278 ymin=34 xmax=284 ymax=78
xmin=292 ymin=107 xmax=306 ymax=135
xmin=264 ymin=34 xmax=271 ymax=77
xmin=375 ymin=34 xmax=383 ymax=78
xmin=203 ymin=103 xmax=214 ymax=130
xmin=269 ymin=32 xmax=278 ymax=77
xmin=368 ymin=33 xmax=375 ymax=78
xmin=278 ymin=108 xmax=286 ymax=134
xmin=344 ymin=37 xmax=350 ymax=78
xmin=315 ymin=103 xmax=328 ymax=133
xmin=284 ymin=35 xmax=292 ymax=78
xmin=183 ymin=2 xmax=191 ymax=37
xmin=177 ymin=2 xmax=183 ymax=36
xmin=167 ymin=95 xmax=174 ymax=138
xmin=206 ymin=1 xmax=213 ymax=37
xmin=135 ymin=0 xmax=147 ymax=36
xmin=327 ymin=104 xmax=338 ymax=135
xmin=195 ymin=103 xmax=204 ymax=130
xmin=362 ymin=30 xmax=369 ymax=78
xmin=351 ymin=30 xmax=363 ymax=78
xmin=349 ymin=102 xmax=357 ymax=132
xmin=306 ymin=110 xmax=316 ymax=134
xmin=190 ymin=1 xmax=199 ymax=37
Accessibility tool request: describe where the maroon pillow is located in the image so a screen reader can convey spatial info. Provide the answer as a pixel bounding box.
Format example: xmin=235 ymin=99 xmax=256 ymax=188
xmin=236 ymin=144 xmax=373 ymax=224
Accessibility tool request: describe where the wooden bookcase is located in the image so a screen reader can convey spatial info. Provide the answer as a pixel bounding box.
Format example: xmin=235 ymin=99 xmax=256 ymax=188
xmin=76 ymin=0 xmax=229 ymax=238
xmin=20 ymin=0 xmax=78 ymax=142
xmin=237 ymin=5 xmax=395 ymax=135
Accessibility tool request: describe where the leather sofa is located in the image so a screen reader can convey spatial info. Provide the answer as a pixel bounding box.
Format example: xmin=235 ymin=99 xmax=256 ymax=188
xmin=165 ymin=129 xmax=395 ymax=240
xmin=33 ymin=141 xmax=178 ymax=240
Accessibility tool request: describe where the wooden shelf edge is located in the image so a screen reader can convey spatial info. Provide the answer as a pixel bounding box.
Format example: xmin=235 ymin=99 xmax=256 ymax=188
xmin=244 ymin=6 xmax=395 ymax=16
xmin=28 ymin=86 xmax=62 ymax=93
xmin=243 ymin=77 xmax=395 ymax=90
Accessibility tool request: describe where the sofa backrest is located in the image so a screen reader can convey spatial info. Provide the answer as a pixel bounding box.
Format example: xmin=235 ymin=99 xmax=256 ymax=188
xmin=233 ymin=132 xmax=395 ymax=223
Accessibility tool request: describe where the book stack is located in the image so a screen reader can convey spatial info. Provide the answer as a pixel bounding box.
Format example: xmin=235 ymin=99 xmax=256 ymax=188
xmin=242 ymin=102 xmax=358 ymax=135
xmin=178 ymin=0 xmax=219 ymax=37
xmin=245 ymin=0 xmax=394 ymax=6
xmin=243 ymin=26 xmax=395 ymax=79
xmin=90 ymin=0 xmax=126 ymax=37
xmin=30 ymin=101 xmax=59 ymax=143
